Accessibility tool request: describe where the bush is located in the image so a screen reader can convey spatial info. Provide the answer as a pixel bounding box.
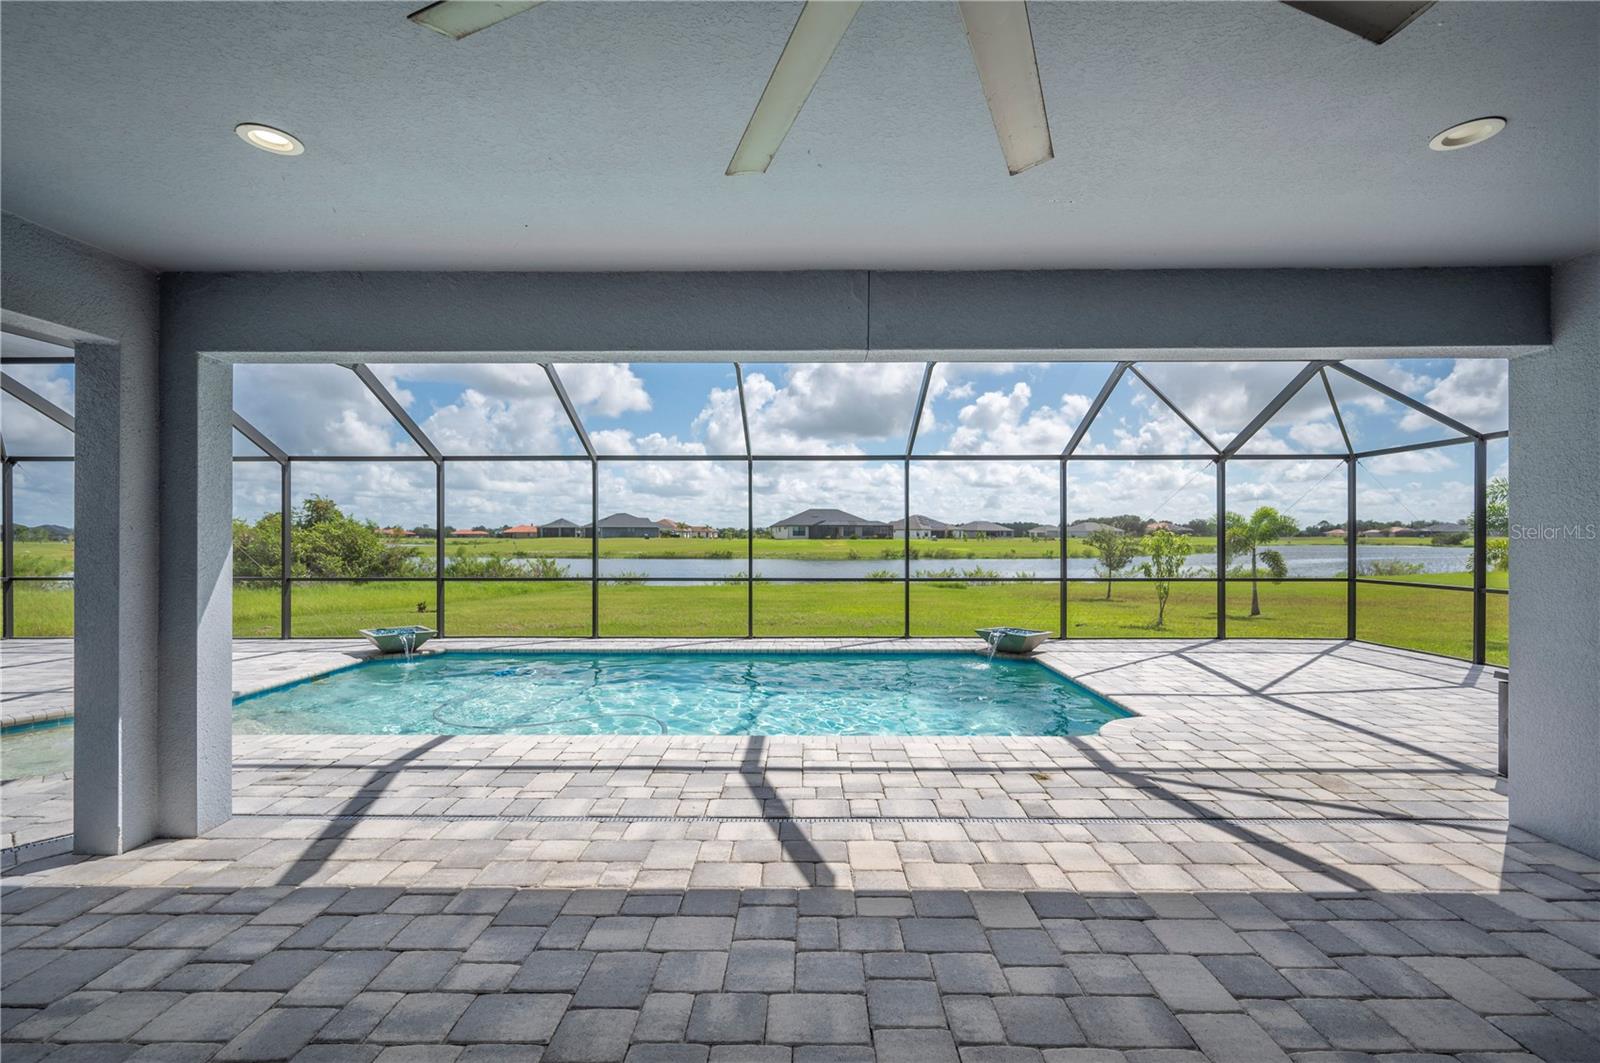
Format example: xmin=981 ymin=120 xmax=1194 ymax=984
xmin=1431 ymin=532 xmax=1469 ymax=547
xmin=447 ymin=551 xmax=571 ymax=579
xmin=234 ymin=497 xmax=430 ymax=579
xmin=1357 ymin=559 xmax=1427 ymax=577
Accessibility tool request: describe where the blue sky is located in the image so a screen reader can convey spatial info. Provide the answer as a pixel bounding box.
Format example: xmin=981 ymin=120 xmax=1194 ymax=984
xmin=0 ymin=351 xmax=1507 ymax=531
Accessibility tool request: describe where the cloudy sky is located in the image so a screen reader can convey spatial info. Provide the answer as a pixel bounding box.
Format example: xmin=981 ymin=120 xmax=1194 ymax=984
xmin=2 ymin=350 xmax=1508 ymax=532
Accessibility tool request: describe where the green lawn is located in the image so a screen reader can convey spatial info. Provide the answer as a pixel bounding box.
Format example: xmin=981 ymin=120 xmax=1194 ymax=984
xmin=14 ymin=570 xmax=1508 ymax=666
xmin=9 ymin=541 xmax=75 ymax=576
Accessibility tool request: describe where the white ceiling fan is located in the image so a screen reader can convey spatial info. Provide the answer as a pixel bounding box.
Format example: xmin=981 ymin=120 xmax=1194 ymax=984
xmin=406 ymin=0 xmax=1433 ymax=177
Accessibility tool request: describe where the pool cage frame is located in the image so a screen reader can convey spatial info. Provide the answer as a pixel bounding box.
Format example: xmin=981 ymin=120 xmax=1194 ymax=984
xmin=2 ymin=352 xmax=1509 ymax=662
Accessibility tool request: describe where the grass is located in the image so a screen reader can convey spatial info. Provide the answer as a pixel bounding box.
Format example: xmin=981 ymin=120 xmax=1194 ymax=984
xmin=9 ymin=541 xmax=75 ymax=576
xmin=13 ymin=558 xmax=1509 ymax=665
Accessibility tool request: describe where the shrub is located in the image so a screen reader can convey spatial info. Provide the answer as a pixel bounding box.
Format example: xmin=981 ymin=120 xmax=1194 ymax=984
xmin=1357 ymin=559 xmax=1427 ymax=577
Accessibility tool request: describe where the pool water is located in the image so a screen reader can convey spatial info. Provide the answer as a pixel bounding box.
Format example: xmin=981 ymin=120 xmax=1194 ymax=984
xmin=0 ymin=718 xmax=74 ymax=780
xmin=234 ymin=652 xmax=1130 ymax=738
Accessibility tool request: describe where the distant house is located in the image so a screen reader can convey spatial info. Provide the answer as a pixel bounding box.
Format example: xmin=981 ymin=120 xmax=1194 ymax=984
xmin=1065 ymin=520 xmax=1119 ymax=538
xmin=890 ymin=514 xmax=951 ymax=539
xmin=1027 ymin=524 xmax=1059 ymax=539
xmin=378 ymin=527 xmax=416 ymax=538
xmin=676 ymin=524 xmax=717 ymax=539
xmin=951 ymin=520 xmax=1015 ymax=540
xmin=655 ymin=519 xmax=680 ymax=535
xmin=1325 ymin=528 xmax=1347 ymax=537
xmin=1387 ymin=526 xmax=1426 ymax=537
xmin=453 ymin=529 xmax=491 ymax=538
xmin=501 ymin=524 xmax=540 ymax=539
xmin=588 ymin=512 xmax=662 ymax=539
xmin=771 ymin=508 xmax=893 ymax=540
xmin=539 ymin=518 xmax=584 ymax=538
xmin=1422 ymin=522 xmax=1470 ymax=535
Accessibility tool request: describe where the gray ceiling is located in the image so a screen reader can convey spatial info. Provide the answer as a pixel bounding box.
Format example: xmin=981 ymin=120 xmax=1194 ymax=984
xmin=2 ymin=1 xmax=1595 ymax=272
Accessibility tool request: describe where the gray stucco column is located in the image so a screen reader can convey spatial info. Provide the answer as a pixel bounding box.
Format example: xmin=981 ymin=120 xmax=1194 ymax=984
xmin=72 ymin=341 xmax=162 ymax=851
xmin=155 ymin=340 xmax=234 ymax=838
xmin=1 ymin=213 xmax=174 ymax=854
xmin=1508 ymin=252 xmax=1600 ymax=858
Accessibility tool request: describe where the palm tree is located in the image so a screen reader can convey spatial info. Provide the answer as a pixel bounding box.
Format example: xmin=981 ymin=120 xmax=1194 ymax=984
xmin=1226 ymin=506 xmax=1300 ymax=617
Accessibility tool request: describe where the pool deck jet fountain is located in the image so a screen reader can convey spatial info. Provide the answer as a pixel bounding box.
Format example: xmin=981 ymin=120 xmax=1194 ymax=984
xmin=360 ymin=625 xmax=437 ymax=658
xmin=976 ymin=627 xmax=1053 ymax=657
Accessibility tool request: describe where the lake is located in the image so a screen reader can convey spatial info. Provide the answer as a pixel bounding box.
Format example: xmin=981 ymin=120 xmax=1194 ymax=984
xmin=445 ymin=543 xmax=1472 ymax=583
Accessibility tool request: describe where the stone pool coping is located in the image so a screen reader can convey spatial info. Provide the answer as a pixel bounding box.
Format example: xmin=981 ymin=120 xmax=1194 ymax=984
xmin=228 ymin=636 xmax=1130 ymax=718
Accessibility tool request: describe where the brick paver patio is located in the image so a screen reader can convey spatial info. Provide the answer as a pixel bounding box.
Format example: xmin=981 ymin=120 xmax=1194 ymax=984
xmin=4 ymin=637 xmax=1597 ymax=1060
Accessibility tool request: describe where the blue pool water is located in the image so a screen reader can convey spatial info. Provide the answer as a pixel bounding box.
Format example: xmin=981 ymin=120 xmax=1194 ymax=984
xmin=233 ymin=652 xmax=1131 ymax=738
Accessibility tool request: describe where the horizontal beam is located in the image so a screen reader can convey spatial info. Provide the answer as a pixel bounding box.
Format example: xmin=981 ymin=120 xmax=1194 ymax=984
xmin=244 ymin=450 xmax=1295 ymax=463
xmin=158 ymin=267 xmax=1548 ymax=360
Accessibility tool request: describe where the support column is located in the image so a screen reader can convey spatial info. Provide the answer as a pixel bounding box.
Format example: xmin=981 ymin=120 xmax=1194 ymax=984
xmin=1508 ymin=252 xmax=1600 ymax=858
xmin=155 ymin=346 xmax=234 ymax=838
xmin=73 ymin=341 xmax=161 ymax=852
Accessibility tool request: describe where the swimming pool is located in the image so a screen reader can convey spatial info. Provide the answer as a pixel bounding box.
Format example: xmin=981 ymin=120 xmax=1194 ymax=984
xmin=233 ymin=652 xmax=1131 ymax=737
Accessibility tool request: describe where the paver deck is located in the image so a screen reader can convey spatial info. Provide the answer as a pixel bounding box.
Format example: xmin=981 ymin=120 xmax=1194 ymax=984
xmin=4 ymin=637 xmax=1597 ymax=1060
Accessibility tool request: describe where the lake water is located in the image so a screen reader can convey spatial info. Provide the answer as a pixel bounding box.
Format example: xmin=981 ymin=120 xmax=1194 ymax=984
xmin=447 ymin=544 xmax=1472 ymax=583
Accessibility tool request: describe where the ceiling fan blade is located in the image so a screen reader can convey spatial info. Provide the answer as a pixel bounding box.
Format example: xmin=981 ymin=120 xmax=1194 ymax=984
xmin=1283 ymin=1 xmax=1435 ymax=44
xmin=408 ymin=0 xmax=545 ymax=40
xmin=727 ymin=0 xmax=863 ymax=176
xmin=958 ymin=1 xmax=1054 ymax=176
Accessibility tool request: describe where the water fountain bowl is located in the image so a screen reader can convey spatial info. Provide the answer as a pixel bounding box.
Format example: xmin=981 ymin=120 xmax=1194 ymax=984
xmin=360 ymin=626 xmax=437 ymax=655
xmin=974 ymin=627 xmax=1053 ymax=655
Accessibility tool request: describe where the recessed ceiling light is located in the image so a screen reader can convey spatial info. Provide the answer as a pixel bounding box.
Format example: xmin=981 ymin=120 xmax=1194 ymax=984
xmin=1428 ymin=116 xmax=1505 ymax=152
xmin=235 ymin=123 xmax=305 ymax=156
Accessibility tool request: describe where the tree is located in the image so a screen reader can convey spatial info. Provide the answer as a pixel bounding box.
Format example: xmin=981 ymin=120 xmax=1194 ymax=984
xmin=1086 ymin=528 xmax=1137 ymax=600
xmin=1469 ymin=475 xmax=1509 ymax=535
xmin=296 ymin=495 xmax=344 ymax=529
xmin=1139 ymin=529 xmax=1192 ymax=629
xmin=1226 ymin=506 xmax=1300 ymax=617
xmin=232 ymin=513 xmax=283 ymax=578
xmin=278 ymin=495 xmax=426 ymax=578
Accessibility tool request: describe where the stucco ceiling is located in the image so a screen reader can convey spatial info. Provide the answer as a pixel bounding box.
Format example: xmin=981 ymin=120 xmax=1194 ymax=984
xmin=1 ymin=1 xmax=1595 ymax=271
